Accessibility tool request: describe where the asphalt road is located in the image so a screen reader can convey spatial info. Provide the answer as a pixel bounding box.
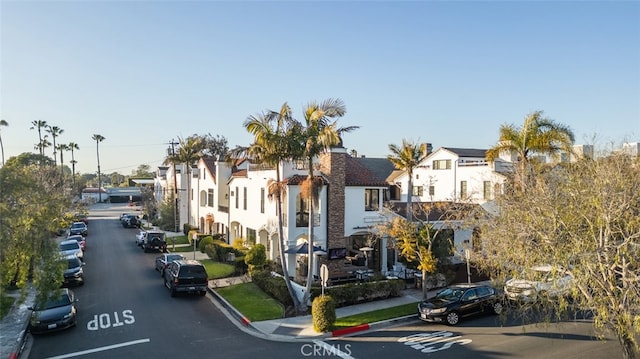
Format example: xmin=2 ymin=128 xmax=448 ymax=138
xmin=23 ymin=203 xmax=625 ymax=359
xmin=24 ymin=204 xmax=308 ymax=359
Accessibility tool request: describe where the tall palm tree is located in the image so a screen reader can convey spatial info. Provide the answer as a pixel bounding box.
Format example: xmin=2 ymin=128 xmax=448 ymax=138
xmin=387 ymin=139 xmax=430 ymax=222
xmin=0 ymin=119 xmax=8 ymax=166
xmin=164 ymin=135 xmax=205 ymax=228
xmin=68 ymin=142 xmax=79 ymax=191
xmin=297 ymin=98 xmax=357 ymax=307
xmin=234 ymin=103 xmax=304 ymax=311
xmin=92 ymin=134 xmax=106 ymax=202
xmin=46 ymin=125 xmax=64 ymax=166
xmin=57 ymin=143 xmax=69 ymax=178
xmin=30 ymin=120 xmax=48 ymax=157
xmin=485 ymin=111 xmax=575 ymax=188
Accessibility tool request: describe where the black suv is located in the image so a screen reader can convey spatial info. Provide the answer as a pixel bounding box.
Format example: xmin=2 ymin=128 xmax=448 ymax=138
xmin=163 ymin=260 xmax=208 ymax=297
xmin=142 ymin=230 xmax=167 ymax=253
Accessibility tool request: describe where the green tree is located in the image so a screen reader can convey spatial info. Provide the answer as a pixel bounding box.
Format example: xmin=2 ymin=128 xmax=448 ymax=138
xmin=164 ymin=135 xmax=205 ymax=228
xmin=485 ymin=111 xmax=575 ymax=188
xmin=245 ymin=243 xmax=267 ymax=274
xmin=387 ymin=140 xmax=430 ymax=222
xmin=46 ymin=125 xmax=64 ymax=166
xmin=232 ymin=103 xmax=304 ymax=311
xmin=475 ymin=150 xmax=640 ymax=359
xmin=0 ymin=119 xmax=8 ymax=166
xmin=56 ymin=143 xmax=69 ymax=178
xmin=202 ymin=133 xmax=229 ymax=160
xmin=133 ymin=164 xmax=154 ymax=177
xmin=297 ymin=98 xmax=356 ymax=307
xmin=91 ymin=134 xmax=105 ymax=202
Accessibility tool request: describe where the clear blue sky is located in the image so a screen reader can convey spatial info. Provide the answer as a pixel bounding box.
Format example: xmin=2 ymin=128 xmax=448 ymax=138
xmin=2 ymin=1 xmax=639 ymax=175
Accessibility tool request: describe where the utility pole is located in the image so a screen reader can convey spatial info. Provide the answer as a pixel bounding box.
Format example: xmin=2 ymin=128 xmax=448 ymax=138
xmin=170 ymin=139 xmax=180 ymax=233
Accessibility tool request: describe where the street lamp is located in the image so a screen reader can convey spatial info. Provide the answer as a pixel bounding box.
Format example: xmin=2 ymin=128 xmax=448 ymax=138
xmin=464 ymin=248 xmax=471 ymax=284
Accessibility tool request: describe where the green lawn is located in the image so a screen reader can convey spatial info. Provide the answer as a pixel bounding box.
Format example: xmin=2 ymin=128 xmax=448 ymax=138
xmin=199 ymin=259 xmax=235 ymax=279
xmin=216 ymin=283 xmax=284 ymax=321
xmin=332 ymin=302 xmax=419 ymax=329
xmin=168 ymin=244 xmax=198 ymax=253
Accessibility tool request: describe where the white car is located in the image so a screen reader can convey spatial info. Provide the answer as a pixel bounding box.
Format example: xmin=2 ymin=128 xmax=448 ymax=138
xmin=504 ymin=265 xmax=574 ymax=302
xmin=135 ymin=230 xmax=147 ymax=247
xmin=59 ymin=239 xmax=84 ymax=261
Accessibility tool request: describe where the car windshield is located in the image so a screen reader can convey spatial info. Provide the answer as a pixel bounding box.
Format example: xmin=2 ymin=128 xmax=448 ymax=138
xmin=60 ymin=243 xmax=79 ymax=251
xmin=67 ymin=257 xmax=81 ymax=268
xmin=167 ymin=255 xmax=183 ymax=261
xmin=435 ymin=288 xmax=465 ymax=300
xmin=71 ymin=223 xmax=85 ymax=229
xmin=37 ymin=294 xmax=72 ymax=310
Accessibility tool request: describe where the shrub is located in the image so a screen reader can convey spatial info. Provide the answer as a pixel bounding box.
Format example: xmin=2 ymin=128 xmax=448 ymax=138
xmin=198 ymin=236 xmax=214 ymax=253
xmin=310 ymin=279 xmax=405 ymax=307
xmin=245 ymin=244 xmax=267 ymax=275
xmin=183 ymin=223 xmax=198 ymax=235
xmin=312 ymin=295 xmax=336 ymax=332
xmin=251 ymin=270 xmax=294 ymax=307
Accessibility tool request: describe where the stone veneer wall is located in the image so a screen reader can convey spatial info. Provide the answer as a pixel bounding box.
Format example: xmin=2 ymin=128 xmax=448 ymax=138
xmin=318 ymin=147 xmax=349 ymax=275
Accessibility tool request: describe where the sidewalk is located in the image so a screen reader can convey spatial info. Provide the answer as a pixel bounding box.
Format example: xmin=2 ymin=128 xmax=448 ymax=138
xmin=0 ymin=286 xmax=35 ymax=359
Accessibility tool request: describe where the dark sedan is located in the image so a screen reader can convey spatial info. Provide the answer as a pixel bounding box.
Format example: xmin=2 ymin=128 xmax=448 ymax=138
xmin=28 ymin=288 xmax=78 ymax=334
xmin=155 ymin=253 xmax=186 ymax=276
xmin=417 ymin=283 xmax=503 ymax=326
xmin=69 ymin=222 xmax=88 ymax=236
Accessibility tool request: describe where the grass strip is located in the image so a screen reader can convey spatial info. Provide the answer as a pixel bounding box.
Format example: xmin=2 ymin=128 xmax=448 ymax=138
xmin=333 ymin=301 xmax=418 ymax=329
xmin=199 ymin=259 xmax=235 ymax=279
xmin=216 ymin=283 xmax=284 ymax=321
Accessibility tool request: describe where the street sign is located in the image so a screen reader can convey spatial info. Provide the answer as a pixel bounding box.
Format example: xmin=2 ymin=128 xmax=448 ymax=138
xmin=320 ymin=264 xmax=329 ymax=296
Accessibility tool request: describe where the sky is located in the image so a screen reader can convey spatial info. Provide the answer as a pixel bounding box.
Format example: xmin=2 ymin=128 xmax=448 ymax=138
xmin=1 ymin=0 xmax=639 ymax=175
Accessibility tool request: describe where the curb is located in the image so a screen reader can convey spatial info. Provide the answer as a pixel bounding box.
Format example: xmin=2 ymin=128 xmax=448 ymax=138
xmin=331 ymin=314 xmax=419 ymax=337
xmin=206 ymin=287 xmax=255 ymax=331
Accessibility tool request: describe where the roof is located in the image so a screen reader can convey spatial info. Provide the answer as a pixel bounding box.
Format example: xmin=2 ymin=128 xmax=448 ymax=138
xmin=441 ymin=148 xmax=487 ymax=158
xmin=351 ymin=157 xmax=396 ymax=184
xmin=344 ymin=156 xmax=390 ymax=187
xmin=131 ymin=179 xmax=155 ymax=185
xmin=201 ymin=156 xmax=217 ymax=182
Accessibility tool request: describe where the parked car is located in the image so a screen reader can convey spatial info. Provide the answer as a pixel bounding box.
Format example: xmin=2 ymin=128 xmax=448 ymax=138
xmin=163 ymin=259 xmax=208 ymax=297
xmin=59 ymin=239 xmax=83 ymax=261
xmin=135 ymin=230 xmax=147 ymax=246
xmin=504 ymin=265 xmax=574 ymax=303
xmin=67 ymin=234 xmax=86 ymax=251
xmin=122 ymin=215 xmax=141 ymax=228
xmin=62 ymin=254 xmax=84 ymax=287
xmin=73 ymin=212 xmax=88 ymax=225
xmin=155 ymin=253 xmax=186 ymax=276
xmin=69 ymin=222 xmax=88 ymax=236
xmin=28 ymin=288 xmax=78 ymax=334
xmin=142 ymin=230 xmax=167 ymax=253
xmin=417 ymin=283 xmax=503 ymax=326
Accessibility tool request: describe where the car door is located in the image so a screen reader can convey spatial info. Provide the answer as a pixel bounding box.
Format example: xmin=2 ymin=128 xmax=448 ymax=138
xmin=458 ymin=289 xmax=481 ymax=317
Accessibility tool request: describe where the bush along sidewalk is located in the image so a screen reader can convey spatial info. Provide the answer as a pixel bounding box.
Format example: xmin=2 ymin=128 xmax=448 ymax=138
xmin=312 ymin=295 xmax=336 ymax=333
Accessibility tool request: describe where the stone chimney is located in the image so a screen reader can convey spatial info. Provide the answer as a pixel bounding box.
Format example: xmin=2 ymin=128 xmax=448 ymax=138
xmin=319 ymin=146 xmax=348 ymax=274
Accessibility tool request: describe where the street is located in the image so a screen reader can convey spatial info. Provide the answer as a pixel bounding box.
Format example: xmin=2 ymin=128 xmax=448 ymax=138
xmin=24 ymin=203 xmax=624 ymax=359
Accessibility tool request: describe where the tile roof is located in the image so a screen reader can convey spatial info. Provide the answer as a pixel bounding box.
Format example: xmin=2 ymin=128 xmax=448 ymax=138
xmin=345 ymin=156 xmax=390 ymax=187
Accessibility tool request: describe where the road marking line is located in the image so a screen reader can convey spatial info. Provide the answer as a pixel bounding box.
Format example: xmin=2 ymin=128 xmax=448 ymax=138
xmin=45 ymin=338 xmax=150 ymax=359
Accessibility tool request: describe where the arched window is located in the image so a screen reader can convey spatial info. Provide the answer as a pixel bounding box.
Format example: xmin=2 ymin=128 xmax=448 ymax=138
xmin=200 ymin=190 xmax=207 ymax=207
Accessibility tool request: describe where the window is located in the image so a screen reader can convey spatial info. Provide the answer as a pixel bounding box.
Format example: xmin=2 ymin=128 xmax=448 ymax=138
xmin=412 ymin=185 xmax=423 ymax=196
xmin=460 ymin=181 xmax=467 ymax=198
xmin=207 ymin=189 xmax=214 ymax=207
xmin=296 ymin=194 xmax=309 ymax=227
xmin=364 ymin=189 xmax=379 ymax=211
xmin=200 ymin=190 xmax=207 ymax=207
xmin=246 ymin=228 xmax=256 ymax=245
xmin=260 ymin=188 xmax=265 ymax=213
xmin=432 ymin=159 xmax=452 ymax=170
xmin=235 ymin=187 xmax=239 ymax=209
xmin=243 ymin=187 xmax=247 ymax=210
xmin=483 ymin=181 xmax=491 ymax=200
xmin=429 ymin=185 xmax=435 ymax=196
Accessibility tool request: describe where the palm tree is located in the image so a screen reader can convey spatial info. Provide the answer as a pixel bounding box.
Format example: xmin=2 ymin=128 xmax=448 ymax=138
xmin=297 ymin=98 xmax=357 ymax=307
xmin=30 ymin=120 xmax=48 ymax=157
xmin=485 ymin=111 xmax=575 ymax=188
xmin=164 ymin=135 xmax=205 ymax=228
xmin=387 ymin=140 xmax=430 ymax=222
xmin=46 ymin=125 xmax=64 ymax=166
xmin=57 ymin=143 xmax=69 ymax=178
xmin=68 ymin=142 xmax=79 ymax=191
xmin=233 ymin=103 xmax=304 ymax=311
xmin=0 ymin=119 xmax=8 ymax=166
xmin=92 ymin=134 xmax=106 ymax=202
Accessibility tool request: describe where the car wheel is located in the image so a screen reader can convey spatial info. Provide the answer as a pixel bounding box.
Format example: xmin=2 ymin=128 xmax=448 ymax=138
xmin=492 ymin=302 xmax=503 ymax=315
xmin=160 ymin=269 xmax=164 ymax=277
xmin=445 ymin=311 xmax=460 ymax=326
xmin=170 ymin=287 xmax=177 ymax=297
